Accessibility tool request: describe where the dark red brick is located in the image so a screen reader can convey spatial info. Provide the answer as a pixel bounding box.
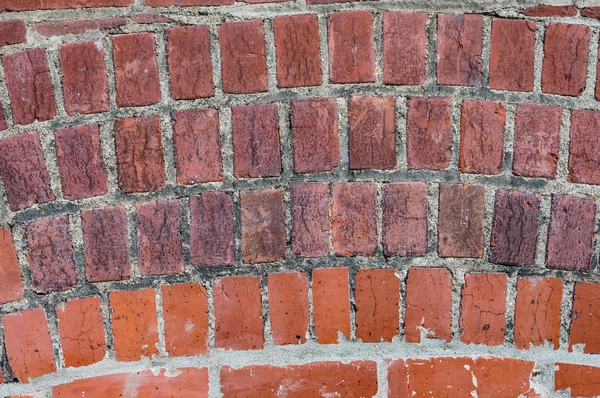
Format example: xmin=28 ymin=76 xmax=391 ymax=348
xmin=0 ymin=20 xmax=26 ymax=46
xmin=524 ymin=4 xmax=577 ymax=16
xmin=568 ymin=110 xmax=600 ymax=185
xmin=355 ymin=269 xmax=400 ymax=342
xmin=34 ymin=18 xmax=125 ymax=36
xmin=332 ymin=183 xmax=377 ymax=256
xmin=146 ymin=0 xmax=232 ymax=5
xmin=0 ymin=0 xmax=133 ymax=11
xmin=312 ymin=268 xmax=350 ymax=344
xmin=0 ymin=227 xmax=24 ymax=304
xmin=556 ymin=363 xmax=600 ymax=397
xmin=582 ymin=6 xmax=600 ymax=20
xmin=383 ymin=12 xmax=428 ymax=85
xmin=437 ymin=14 xmax=483 ymax=86
xmin=291 ymin=182 xmax=330 ymax=257
xmin=131 ymin=14 xmax=174 ymax=23
xmin=0 ymin=109 xmax=7 ymax=131
xmin=570 ymin=282 xmax=600 ymax=354
xmin=268 ymin=272 xmax=309 ymax=345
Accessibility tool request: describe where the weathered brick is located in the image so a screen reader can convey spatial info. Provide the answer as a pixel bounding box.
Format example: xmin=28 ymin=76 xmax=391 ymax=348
xmin=0 ymin=109 xmax=7 ymax=131
xmin=112 ymin=33 xmax=160 ymax=107
xmin=546 ymin=194 xmax=596 ymax=272
xmin=438 ymin=184 xmax=485 ymax=258
xmin=382 ymin=182 xmax=428 ymax=256
xmin=490 ymin=190 xmax=540 ymax=266
xmin=1 ymin=0 xmax=133 ymax=11
xmin=110 ymin=289 xmax=159 ymax=361
xmin=383 ymin=12 xmax=427 ymax=85
xmin=34 ymin=18 xmax=126 ymax=36
xmin=240 ymin=189 xmax=286 ymax=264
xmin=232 ymin=103 xmax=281 ymax=178
xmin=0 ymin=20 xmax=26 ymax=46
xmin=312 ymin=268 xmax=350 ymax=344
xmin=328 ymin=11 xmax=375 ymax=83
xmin=582 ymin=6 xmax=600 ymax=20
xmin=437 ymin=14 xmax=483 ymax=86
xmin=274 ymin=14 xmax=321 ymax=88
xmin=460 ymin=273 xmax=507 ymax=346
xmin=348 ymin=96 xmax=396 ymax=170
xmin=0 ymin=227 xmax=23 ymax=304
xmin=147 ymin=0 xmax=232 ymax=5
xmin=555 ymin=363 xmax=600 ymax=397
xmin=172 ymin=109 xmax=222 ymax=184
xmin=26 ymin=215 xmax=77 ymax=294
xmin=569 ymin=110 xmax=600 ymax=185
xmin=291 ymin=182 xmax=329 ymax=257
xmin=219 ymin=20 xmax=268 ymax=94
xmin=406 ymin=97 xmax=452 ymax=170
xmin=55 ymin=124 xmax=108 ymax=200
xmin=268 ymin=272 xmax=309 ymax=345
xmin=489 ymin=18 xmax=536 ymax=91
xmin=332 ymin=183 xmax=377 ymax=256
xmin=524 ymin=4 xmax=577 ymax=16
xmin=166 ymin=26 xmax=214 ymax=100
xmin=570 ymin=282 xmax=600 ymax=354
xmin=291 ymin=98 xmax=340 ymax=173
xmin=213 ymin=276 xmax=264 ymax=350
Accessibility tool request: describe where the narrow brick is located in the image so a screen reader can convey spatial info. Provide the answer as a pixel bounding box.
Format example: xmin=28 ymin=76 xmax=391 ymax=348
xmin=437 ymin=14 xmax=483 ymax=86
xmin=0 ymin=227 xmax=23 ymax=304
xmin=268 ymin=272 xmax=309 ymax=345
xmin=570 ymin=282 xmax=600 ymax=354
xmin=0 ymin=20 xmax=26 ymax=46
xmin=312 ymin=268 xmax=350 ymax=344
xmin=555 ymin=363 xmax=600 ymax=397
xmin=0 ymin=109 xmax=7 ymax=131
xmin=291 ymin=183 xmax=329 ymax=257
xmin=332 ymin=183 xmax=377 ymax=256
xmin=568 ymin=110 xmax=600 ymax=185
xmin=597 ymin=44 xmax=600 ymax=101
xmin=147 ymin=0 xmax=232 ymax=5
xmin=34 ymin=18 xmax=126 ymax=36
xmin=1 ymin=0 xmax=133 ymax=11
xmin=524 ymin=4 xmax=577 ymax=16
xmin=383 ymin=12 xmax=427 ymax=85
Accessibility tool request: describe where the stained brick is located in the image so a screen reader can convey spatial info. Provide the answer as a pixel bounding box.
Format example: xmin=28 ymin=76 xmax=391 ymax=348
xmin=147 ymin=0 xmax=232 ymax=5
xmin=437 ymin=14 xmax=483 ymax=86
xmin=268 ymin=272 xmax=309 ymax=345
xmin=383 ymin=12 xmax=427 ymax=85
xmin=524 ymin=4 xmax=577 ymax=16
xmin=582 ymin=6 xmax=600 ymax=20
xmin=34 ymin=18 xmax=126 ymax=36
xmin=0 ymin=20 xmax=26 ymax=46
xmin=1 ymin=0 xmax=133 ymax=11
xmin=312 ymin=268 xmax=350 ymax=344
xmin=0 ymin=227 xmax=23 ymax=304
xmin=332 ymin=183 xmax=377 ymax=256
xmin=570 ymin=282 xmax=600 ymax=354
xmin=291 ymin=182 xmax=330 ymax=257
xmin=555 ymin=363 xmax=600 ymax=397
xmin=568 ymin=110 xmax=600 ymax=185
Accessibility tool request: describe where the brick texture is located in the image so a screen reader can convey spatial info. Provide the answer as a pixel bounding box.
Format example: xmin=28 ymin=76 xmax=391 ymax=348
xmin=268 ymin=272 xmax=309 ymax=345
xmin=570 ymin=282 xmax=600 ymax=354
xmin=437 ymin=14 xmax=483 ymax=86
xmin=1 ymin=0 xmax=133 ymax=11
xmin=0 ymin=20 xmax=26 ymax=46
xmin=524 ymin=4 xmax=577 ymax=16
xmin=569 ymin=110 xmax=600 ymax=185
xmin=383 ymin=12 xmax=427 ymax=85
xmin=291 ymin=182 xmax=330 ymax=257
xmin=332 ymin=183 xmax=377 ymax=256
xmin=0 ymin=227 xmax=23 ymax=304
xmin=34 ymin=18 xmax=126 ymax=36
xmin=355 ymin=269 xmax=400 ymax=342
xmin=313 ymin=267 xmax=350 ymax=344
xmin=555 ymin=363 xmax=600 ymax=397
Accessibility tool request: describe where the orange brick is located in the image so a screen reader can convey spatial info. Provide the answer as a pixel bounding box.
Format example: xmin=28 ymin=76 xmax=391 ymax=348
xmin=555 ymin=363 xmax=600 ymax=397
xmin=0 ymin=227 xmax=23 ymax=304
xmin=268 ymin=272 xmax=309 ymax=345
xmin=312 ymin=268 xmax=350 ymax=344
xmin=355 ymin=269 xmax=400 ymax=342
xmin=570 ymin=282 xmax=600 ymax=354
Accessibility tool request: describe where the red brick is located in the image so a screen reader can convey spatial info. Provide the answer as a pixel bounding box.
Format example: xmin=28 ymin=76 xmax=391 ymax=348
xmin=112 ymin=33 xmax=160 ymax=107
xmin=490 ymin=190 xmax=540 ymax=266
xmin=383 ymin=12 xmax=427 ymax=85
xmin=570 ymin=282 xmax=600 ymax=354
xmin=328 ymin=11 xmax=375 ymax=84
xmin=213 ymin=276 xmax=263 ymax=350
xmin=56 ymin=296 xmax=106 ymax=368
xmin=569 ymin=110 xmax=600 ymax=185
xmin=82 ymin=206 xmax=130 ymax=283
xmin=115 ymin=116 xmax=166 ymax=193
xmin=0 ymin=20 xmax=26 ymax=46
xmin=219 ymin=20 xmax=268 ymax=94
xmin=582 ymin=6 xmax=600 ymax=20
xmin=1 ymin=0 xmax=132 ymax=11
xmin=0 ymin=227 xmax=23 ymax=304
xmin=26 ymin=215 xmax=77 ymax=293
xmin=546 ymin=194 xmax=596 ymax=272
xmin=131 ymin=14 xmax=175 ymax=23
xmin=291 ymin=182 xmax=329 ymax=257
xmin=110 ymin=289 xmax=159 ymax=361
xmin=55 ymin=124 xmax=108 ymax=200
xmin=291 ymin=98 xmax=339 ymax=173
xmin=555 ymin=363 xmax=600 ymax=397
xmin=34 ymin=18 xmax=125 ymax=36
xmin=514 ymin=277 xmax=562 ymax=350
xmin=348 ymin=96 xmax=396 ymax=170
xmin=460 ymin=100 xmax=506 ymax=175
xmin=240 ymin=189 xmax=286 ymax=263
xmin=406 ymin=97 xmax=452 ymax=170
xmin=405 ymin=268 xmax=452 ymax=343
xmin=190 ymin=192 xmax=235 ymax=266
xmin=167 ymin=26 xmax=214 ymax=100
xmin=382 ymin=182 xmax=428 ymax=256
xmin=3 ymin=49 xmax=56 ymax=125
xmin=460 ymin=273 xmax=507 ymax=346
xmin=221 ymin=361 xmax=378 ymax=397
xmin=0 ymin=109 xmax=7 ymax=131
xmin=312 ymin=268 xmax=350 ymax=344
xmin=172 ymin=109 xmax=222 ymax=184
xmin=332 ymin=183 xmax=377 ymax=256
xmin=438 ymin=184 xmax=485 ymax=258
xmin=3 ymin=308 xmax=56 ymax=383
xmin=268 ymin=272 xmax=309 ymax=345
xmin=162 ymin=283 xmax=209 ymax=357
xmin=136 ymin=200 xmax=183 ymax=276
xmin=524 ymin=4 xmax=577 ymax=16
xmin=437 ymin=14 xmax=483 ymax=86
xmin=355 ymin=269 xmax=400 ymax=342
xmin=489 ymin=18 xmax=536 ymax=92
xmin=274 ymin=14 xmax=321 ymax=88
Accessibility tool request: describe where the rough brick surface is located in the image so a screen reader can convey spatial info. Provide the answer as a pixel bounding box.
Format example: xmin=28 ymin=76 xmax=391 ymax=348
xmin=0 ymin=227 xmax=23 ymax=304
xmin=437 ymin=14 xmax=483 ymax=86
xmin=0 ymin=0 xmax=133 ymax=11
xmin=268 ymin=272 xmax=309 ymax=345
xmin=383 ymin=12 xmax=427 ymax=85
xmin=355 ymin=269 xmax=400 ymax=342
xmin=569 ymin=110 xmax=600 ymax=185
xmin=332 ymin=183 xmax=377 ymax=256
xmin=0 ymin=20 xmax=27 ymax=46
xmin=291 ymin=182 xmax=330 ymax=257
xmin=524 ymin=4 xmax=577 ymax=16
xmin=555 ymin=363 xmax=600 ymax=397
xmin=0 ymin=109 xmax=7 ymax=131
xmin=313 ymin=268 xmax=350 ymax=344
xmin=570 ymin=282 xmax=600 ymax=354
xmin=34 ymin=18 xmax=126 ymax=36
xmin=582 ymin=6 xmax=600 ymax=19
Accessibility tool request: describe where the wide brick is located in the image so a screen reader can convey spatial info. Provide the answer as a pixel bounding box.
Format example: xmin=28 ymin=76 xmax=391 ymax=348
xmin=162 ymin=283 xmax=209 ymax=357
xmin=570 ymin=282 xmax=600 ymax=354
xmin=60 ymin=41 xmax=110 ymax=115
xmin=313 ymin=268 xmax=350 ymax=344
xmin=438 ymin=184 xmax=485 ymax=258
xmin=460 ymin=100 xmax=506 ymax=175
xmin=0 ymin=20 xmax=26 ymax=46
xmin=221 ymin=361 xmax=378 ymax=397
xmin=332 ymin=183 xmax=377 ymax=256
xmin=524 ymin=4 xmax=577 ymax=16
xmin=546 ymin=194 xmax=596 ymax=272
xmin=219 ymin=20 xmax=268 ymax=94
xmin=291 ymin=98 xmax=339 ymax=173
xmin=136 ymin=200 xmax=183 ymax=276
xmin=189 ymin=192 xmax=235 ymax=266
xmin=110 ymin=289 xmax=159 ymax=361
xmin=166 ymin=26 xmax=214 ymax=100
xmin=569 ymin=110 xmax=600 ymax=185
xmin=291 ymin=182 xmax=329 ymax=257
xmin=489 ymin=18 xmax=536 ymax=92
xmin=514 ymin=277 xmax=562 ymax=350
xmin=213 ymin=276 xmax=263 ymax=350
xmin=490 ymin=190 xmax=540 ymax=266
xmin=383 ymin=12 xmax=427 ymax=85
xmin=55 ymin=124 xmax=108 ymax=200
xmin=274 ymin=14 xmax=321 ymax=88
xmin=82 ymin=206 xmax=130 ymax=282
xmin=460 ymin=273 xmax=507 ymax=346
xmin=406 ymin=97 xmax=452 ymax=170
xmin=240 ymin=189 xmax=286 ymax=264
xmin=437 ymin=14 xmax=483 ymax=86
xmin=3 ymin=308 xmax=56 ymax=383
xmin=268 ymin=272 xmax=309 ymax=345
xmin=147 ymin=0 xmax=232 ymax=5
xmin=26 ymin=215 xmax=77 ymax=293
xmin=405 ymin=268 xmax=452 ymax=343
xmin=172 ymin=109 xmax=222 ymax=184
xmin=56 ymin=297 xmax=106 ymax=368
xmin=582 ymin=6 xmax=600 ymax=19
xmin=555 ymin=363 xmax=600 ymax=397
xmin=3 ymin=49 xmax=57 ymax=125
xmin=34 ymin=18 xmax=126 ymax=36
xmin=328 ymin=11 xmax=375 ymax=84
xmin=112 ymin=33 xmax=160 ymax=107
xmin=1 ymin=0 xmax=133 ymax=11
xmin=232 ymin=103 xmax=281 ymax=178
xmin=0 ymin=227 xmax=23 ymax=304
xmin=115 ymin=116 xmax=166 ymax=193
xmin=348 ymin=96 xmax=396 ymax=170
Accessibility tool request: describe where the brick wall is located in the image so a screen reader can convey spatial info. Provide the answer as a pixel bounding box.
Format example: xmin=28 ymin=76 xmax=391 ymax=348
xmin=1 ymin=0 xmax=600 ymax=397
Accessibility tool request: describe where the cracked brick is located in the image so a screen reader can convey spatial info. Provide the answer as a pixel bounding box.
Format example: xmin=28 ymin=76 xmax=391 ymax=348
xmin=437 ymin=14 xmax=483 ymax=86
